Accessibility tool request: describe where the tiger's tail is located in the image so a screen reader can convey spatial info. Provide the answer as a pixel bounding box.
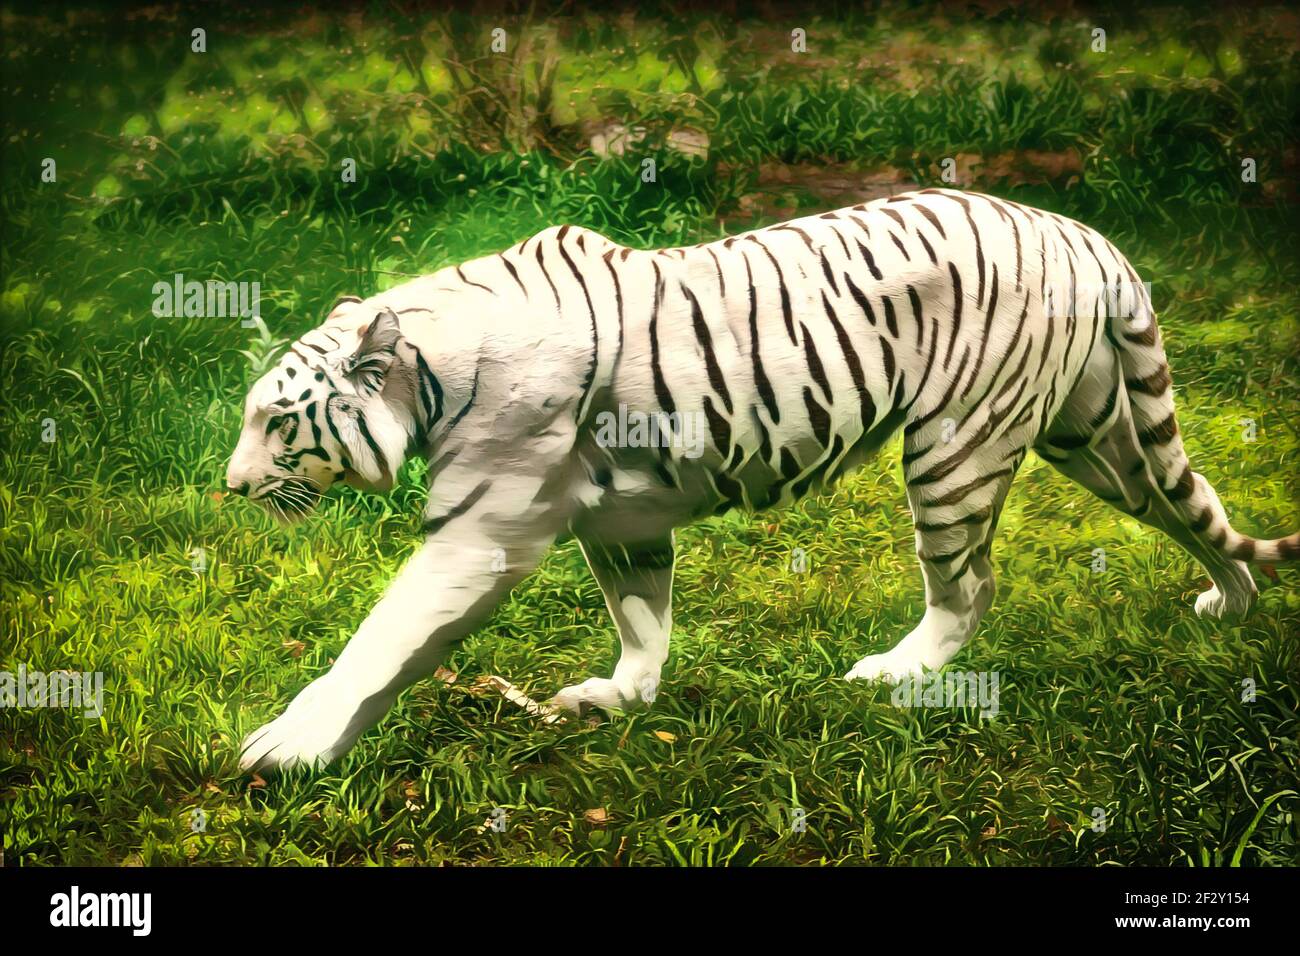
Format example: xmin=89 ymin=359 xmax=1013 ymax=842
xmin=1112 ymin=288 xmax=1300 ymax=566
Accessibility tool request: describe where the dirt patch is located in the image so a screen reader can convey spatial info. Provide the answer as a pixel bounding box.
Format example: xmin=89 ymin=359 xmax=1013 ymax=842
xmin=717 ymin=149 xmax=1085 ymax=225
xmin=718 ymin=161 xmax=920 ymax=226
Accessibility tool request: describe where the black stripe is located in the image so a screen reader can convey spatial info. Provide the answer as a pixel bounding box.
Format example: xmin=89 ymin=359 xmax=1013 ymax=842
xmin=922 ymin=468 xmax=1013 ymax=508
xmin=945 ymin=261 xmax=963 ymax=369
xmin=950 ymin=194 xmax=985 ymax=307
xmin=803 ymin=386 xmax=831 ymax=446
xmin=960 ymin=261 xmax=1000 ymax=402
xmin=421 ymin=480 xmax=493 ymax=536
xmin=602 ymin=250 xmax=625 ymax=377
xmin=500 ymin=255 xmax=528 ymax=298
xmin=906 ymin=316 xmax=941 ymax=413
xmin=304 ymin=400 xmax=322 ymax=446
xmin=447 ymin=366 xmax=480 ymax=431
xmin=742 ymin=251 xmax=780 ymax=424
xmin=703 ymin=394 xmax=731 ymax=455
xmin=456 ymin=265 xmax=495 ymax=295
xmin=1126 ymin=364 xmax=1171 ymax=396
xmin=1165 ymin=464 xmax=1195 ymax=502
xmin=754 ymin=238 xmax=798 ymax=345
xmin=915 ymin=203 xmax=948 ymax=239
xmin=649 ymin=262 xmax=676 ymax=416
xmin=354 ymin=410 xmax=390 ymax=482
xmin=1086 ymin=382 xmax=1119 ymax=431
xmin=821 ymin=292 xmax=875 ymax=430
xmin=959 ymin=322 xmax=1030 ymax=432
xmin=820 ymin=254 xmax=840 ymax=296
xmin=801 ymin=322 xmax=832 ymax=402
xmin=906 ymin=284 xmax=924 ymax=348
xmin=844 ymin=273 xmax=876 ymax=325
xmin=905 ymin=345 xmax=970 ymax=438
xmin=961 ymin=291 xmax=1030 ymax=421
xmin=855 ymin=240 xmax=883 ymax=280
xmin=535 ymin=242 xmax=561 ymax=310
xmin=882 ymin=296 xmax=898 ymax=338
xmin=909 ymin=382 xmax=1024 ymax=487
xmin=776 ymin=225 xmax=817 ymax=252
xmin=915 ymin=504 xmax=994 ymax=533
xmin=684 ymin=284 xmax=734 ymax=414
xmin=917 ymin=231 xmax=937 ymax=266
xmin=413 ymin=350 xmax=444 ymax=428
xmin=323 ymin=398 xmax=353 ymax=470
xmin=706 ymin=247 xmax=726 ymax=300
xmin=557 ymin=231 xmax=600 ymax=423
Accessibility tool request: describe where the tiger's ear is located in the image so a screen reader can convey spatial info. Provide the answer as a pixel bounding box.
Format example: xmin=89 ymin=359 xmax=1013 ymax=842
xmin=345 ymin=309 xmax=402 ymax=396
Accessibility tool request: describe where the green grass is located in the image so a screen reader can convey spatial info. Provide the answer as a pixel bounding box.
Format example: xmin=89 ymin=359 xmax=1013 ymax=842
xmin=2 ymin=2 xmax=1298 ymax=866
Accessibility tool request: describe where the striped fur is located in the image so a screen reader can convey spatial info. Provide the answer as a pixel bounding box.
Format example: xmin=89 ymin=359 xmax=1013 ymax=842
xmin=227 ymin=189 xmax=1297 ymax=771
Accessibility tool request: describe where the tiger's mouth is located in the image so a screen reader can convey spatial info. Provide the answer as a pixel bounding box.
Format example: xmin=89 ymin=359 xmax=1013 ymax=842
xmin=250 ymin=476 xmax=323 ymax=523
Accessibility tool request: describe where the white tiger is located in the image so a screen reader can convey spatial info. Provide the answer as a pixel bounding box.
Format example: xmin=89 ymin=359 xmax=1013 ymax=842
xmin=227 ymin=188 xmax=1298 ymax=771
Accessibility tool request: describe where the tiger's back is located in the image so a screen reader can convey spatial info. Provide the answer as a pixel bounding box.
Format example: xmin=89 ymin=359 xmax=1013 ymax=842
xmin=529 ymin=190 xmax=1140 ymax=529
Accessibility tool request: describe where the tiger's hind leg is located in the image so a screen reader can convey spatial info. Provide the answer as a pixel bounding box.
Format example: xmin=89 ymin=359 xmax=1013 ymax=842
xmin=551 ymin=534 xmax=674 ymax=717
xmin=846 ymin=441 xmax=1024 ymax=683
xmin=1036 ymin=345 xmax=1256 ymax=617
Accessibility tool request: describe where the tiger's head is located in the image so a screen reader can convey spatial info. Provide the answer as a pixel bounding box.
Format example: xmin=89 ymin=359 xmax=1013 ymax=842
xmin=225 ymin=299 xmax=419 ymax=522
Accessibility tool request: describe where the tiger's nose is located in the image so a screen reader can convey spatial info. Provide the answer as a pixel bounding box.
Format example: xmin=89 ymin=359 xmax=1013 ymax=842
xmin=227 ymin=481 xmax=251 ymax=497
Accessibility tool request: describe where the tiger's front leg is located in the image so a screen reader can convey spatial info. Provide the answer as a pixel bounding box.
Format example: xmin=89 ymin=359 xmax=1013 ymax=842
xmin=239 ymin=473 xmax=570 ymax=773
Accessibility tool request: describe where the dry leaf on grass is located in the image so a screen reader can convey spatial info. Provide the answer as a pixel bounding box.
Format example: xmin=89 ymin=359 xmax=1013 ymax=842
xmin=653 ymin=730 xmax=677 ymax=743
xmin=475 ymin=675 xmax=565 ymax=725
xmin=584 ymin=808 xmax=609 ymax=826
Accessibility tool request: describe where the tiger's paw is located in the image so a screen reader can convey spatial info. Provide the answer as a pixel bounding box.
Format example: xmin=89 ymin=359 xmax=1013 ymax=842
xmin=551 ymin=675 xmax=655 ymax=717
xmin=238 ymin=710 xmax=349 ymax=773
xmin=1193 ymin=586 xmax=1227 ymax=619
xmin=844 ymin=652 xmax=926 ymax=684
xmin=1193 ymin=579 xmax=1256 ymax=619
xmin=238 ymin=680 xmax=354 ymax=773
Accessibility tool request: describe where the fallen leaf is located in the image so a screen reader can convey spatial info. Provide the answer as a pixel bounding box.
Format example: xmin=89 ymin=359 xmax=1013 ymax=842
xmin=248 ymin=773 xmax=267 ymax=789
xmin=653 ymin=730 xmax=677 ymax=743
xmin=584 ymin=808 xmax=609 ymax=826
xmin=434 ymin=666 xmax=458 ymax=685
xmin=282 ymin=639 xmax=306 ymax=658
